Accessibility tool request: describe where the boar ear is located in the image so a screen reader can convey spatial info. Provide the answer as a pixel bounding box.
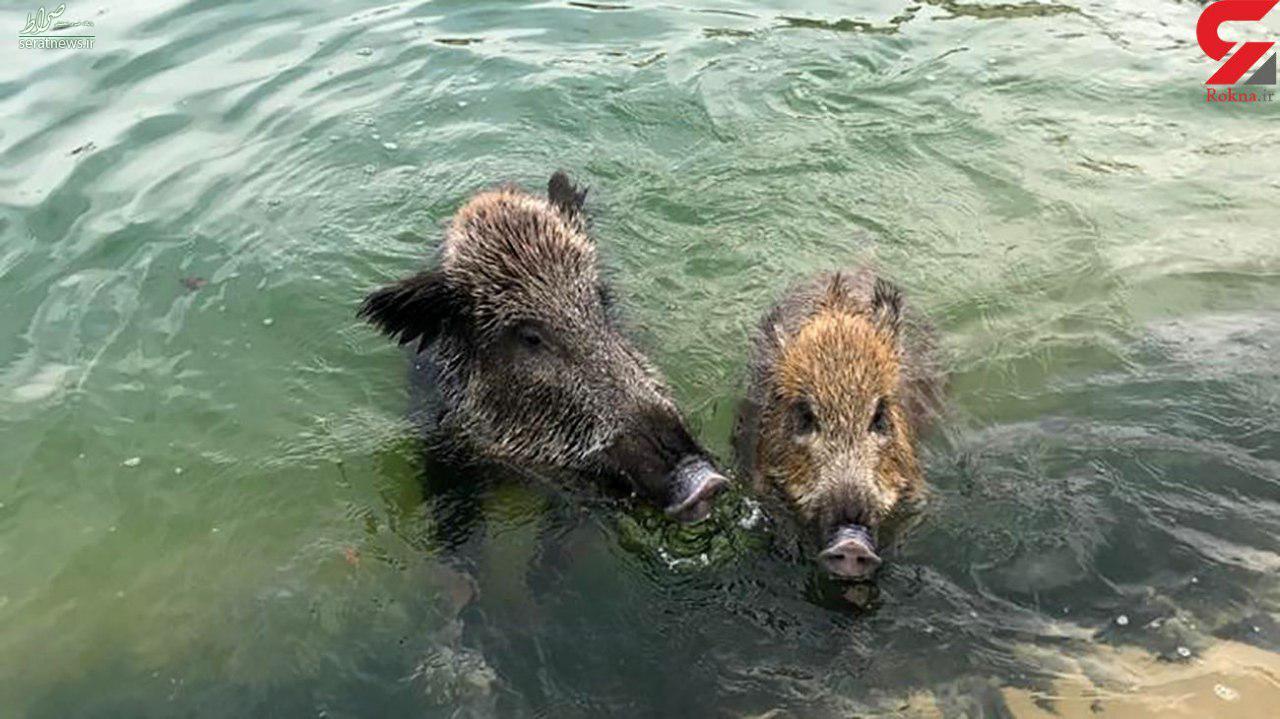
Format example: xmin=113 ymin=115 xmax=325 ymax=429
xmin=769 ymin=321 xmax=789 ymax=353
xmin=358 ymin=269 xmax=467 ymax=352
xmin=870 ymin=277 xmax=903 ymax=337
xmin=547 ymin=170 xmax=588 ymax=225
xmin=820 ymin=272 xmax=852 ymax=309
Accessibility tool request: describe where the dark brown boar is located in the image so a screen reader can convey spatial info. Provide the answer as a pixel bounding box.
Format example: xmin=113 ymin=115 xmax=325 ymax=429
xmin=735 ymin=268 xmax=943 ymax=577
xmin=360 ymin=172 xmax=727 ymax=522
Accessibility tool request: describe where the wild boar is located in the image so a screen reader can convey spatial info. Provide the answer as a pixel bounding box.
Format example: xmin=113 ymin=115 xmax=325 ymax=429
xmin=360 ymin=172 xmax=727 ymax=522
xmin=735 ymin=269 xmax=943 ymax=578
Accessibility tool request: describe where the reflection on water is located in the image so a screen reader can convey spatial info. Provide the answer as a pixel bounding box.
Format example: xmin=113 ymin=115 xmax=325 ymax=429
xmin=2 ymin=0 xmax=1278 ymax=716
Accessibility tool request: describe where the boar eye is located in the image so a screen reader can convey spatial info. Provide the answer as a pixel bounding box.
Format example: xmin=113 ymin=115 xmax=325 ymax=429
xmin=513 ymin=323 xmax=545 ymax=350
xmin=869 ymin=398 xmax=890 ymax=435
xmin=792 ymin=399 xmax=818 ymax=437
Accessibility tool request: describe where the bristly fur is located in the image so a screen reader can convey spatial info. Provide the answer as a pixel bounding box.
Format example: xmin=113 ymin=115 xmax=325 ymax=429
xmin=359 ymin=172 xmax=716 ymax=508
xmin=735 ymin=267 xmax=943 ymax=543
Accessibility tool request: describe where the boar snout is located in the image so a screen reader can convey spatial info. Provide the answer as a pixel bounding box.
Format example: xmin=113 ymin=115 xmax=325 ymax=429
xmin=819 ymin=525 xmax=881 ymax=579
xmin=665 ymin=459 xmax=729 ymax=524
xmin=600 ymin=407 xmax=728 ymax=523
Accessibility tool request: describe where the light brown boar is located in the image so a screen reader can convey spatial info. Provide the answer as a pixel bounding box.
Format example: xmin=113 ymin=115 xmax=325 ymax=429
xmin=735 ymin=269 xmax=943 ymax=578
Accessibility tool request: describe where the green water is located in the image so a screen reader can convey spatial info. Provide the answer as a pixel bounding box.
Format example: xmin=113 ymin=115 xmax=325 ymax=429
xmin=3 ymin=0 xmax=1279 ymax=716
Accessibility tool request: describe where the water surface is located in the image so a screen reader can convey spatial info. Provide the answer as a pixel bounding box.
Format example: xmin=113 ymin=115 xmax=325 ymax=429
xmin=2 ymin=0 xmax=1279 ymax=716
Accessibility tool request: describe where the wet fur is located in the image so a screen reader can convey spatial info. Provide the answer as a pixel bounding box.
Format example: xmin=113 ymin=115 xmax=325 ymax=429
xmin=361 ymin=172 xmax=702 ymax=501
xmin=735 ymin=269 xmax=943 ymax=541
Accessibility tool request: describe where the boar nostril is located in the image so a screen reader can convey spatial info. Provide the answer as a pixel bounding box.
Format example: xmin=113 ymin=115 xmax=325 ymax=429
xmin=819 ymin=532 xmax=882 ymax=578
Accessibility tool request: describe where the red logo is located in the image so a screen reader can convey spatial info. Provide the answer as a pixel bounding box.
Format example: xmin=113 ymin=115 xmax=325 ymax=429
xmin=1198 ymin=0 xmax=1277 ymax=84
